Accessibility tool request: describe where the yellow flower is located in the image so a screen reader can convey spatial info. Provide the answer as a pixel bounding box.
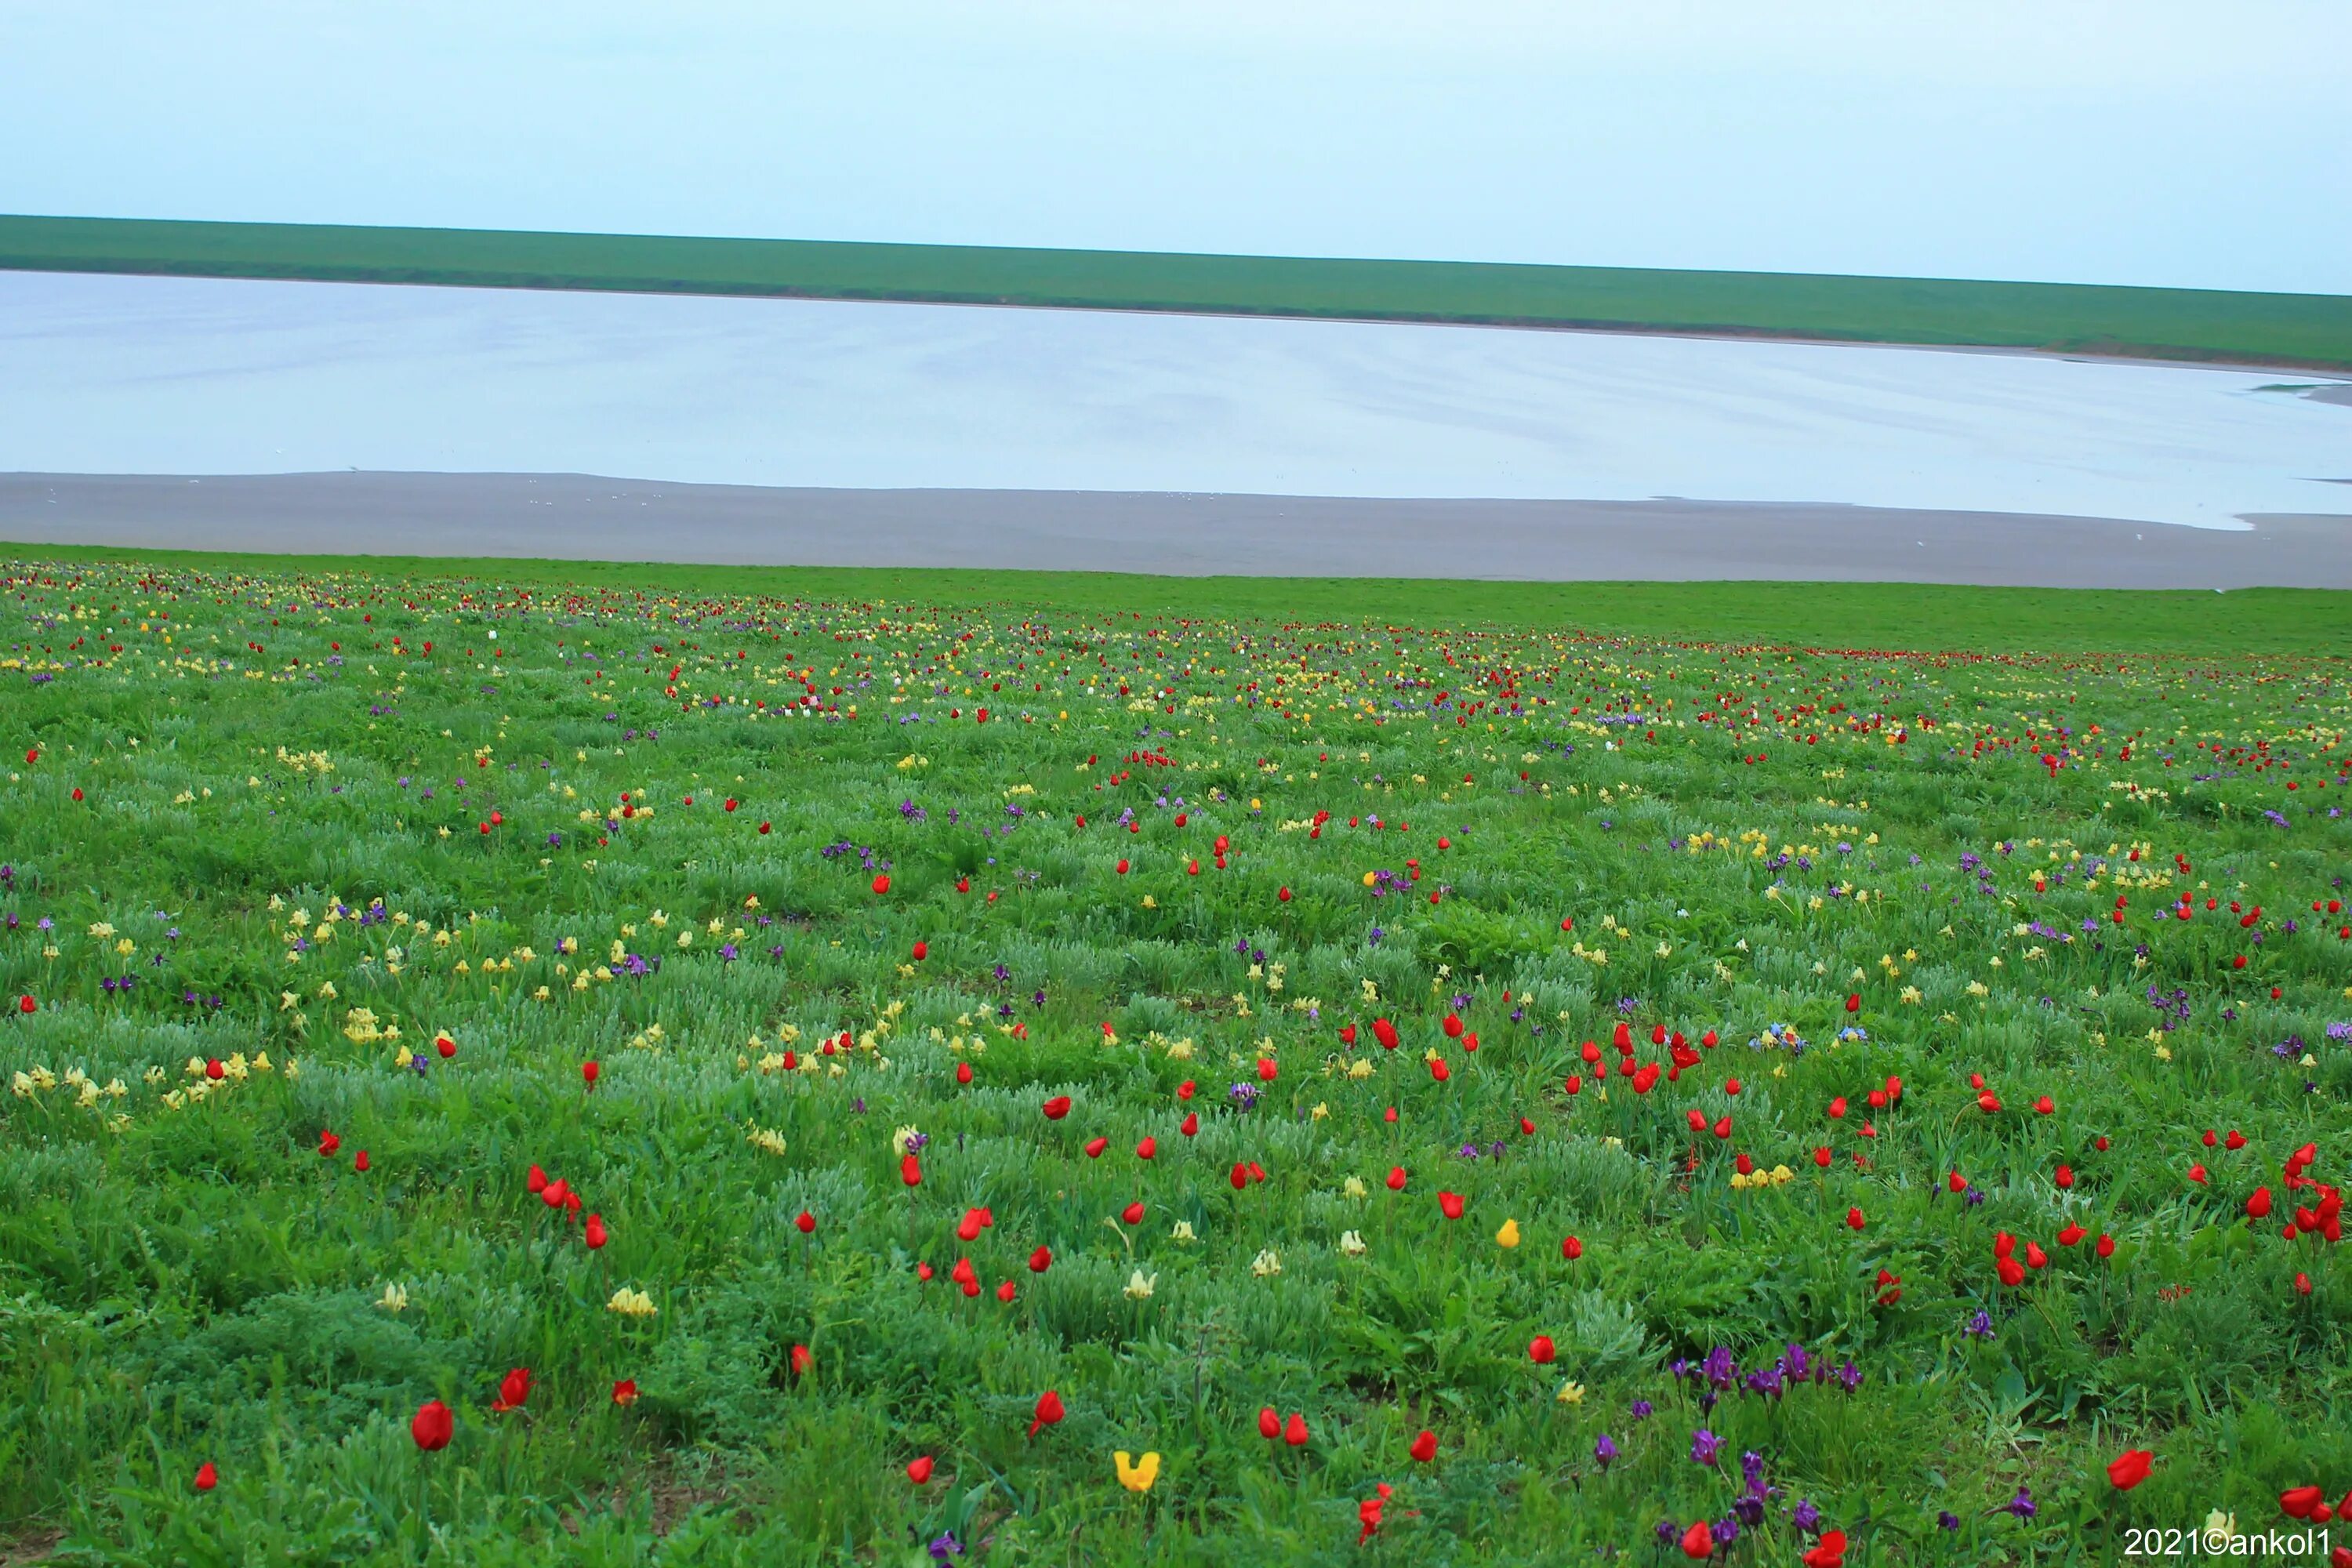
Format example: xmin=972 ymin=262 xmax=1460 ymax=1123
xmin=1555 ymin=1380 xmax=1586 ymax=1405
xmin=1250 ymin=1248 xmax=1282 ymax=1278
xmin=1114 ymin=1450 xmax=1160 ymax=1493
xmin=606 ymin=1287 xmax=658 ymax=1318
xmin=1123 ymin=1269 xmax=1157 ymax=1300
xmin=1495 ymin=1218 xmax=1521 ymax=1248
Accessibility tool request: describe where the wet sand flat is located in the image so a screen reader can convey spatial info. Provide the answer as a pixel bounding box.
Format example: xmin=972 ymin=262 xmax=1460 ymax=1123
xmin=5 ymin=471 xmax=2347 ymax=588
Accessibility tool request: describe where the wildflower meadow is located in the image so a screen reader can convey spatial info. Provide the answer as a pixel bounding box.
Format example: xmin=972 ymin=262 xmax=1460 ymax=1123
xmin=2 ymin=555 xmax=2349 ymax=1566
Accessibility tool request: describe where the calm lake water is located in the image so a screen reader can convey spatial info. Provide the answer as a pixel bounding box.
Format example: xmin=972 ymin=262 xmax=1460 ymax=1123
xmin=2 ymin=270 xmax=2344 ymax=531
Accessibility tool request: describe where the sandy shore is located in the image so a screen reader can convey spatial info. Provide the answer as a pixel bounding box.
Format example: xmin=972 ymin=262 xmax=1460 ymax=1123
xmin=4 ymin=471 xmax=2347 ymax=588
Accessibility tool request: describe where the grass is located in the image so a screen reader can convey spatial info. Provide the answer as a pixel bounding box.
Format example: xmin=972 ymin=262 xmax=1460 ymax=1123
xmin=6 ymin=214 xmax=2352 ymax=371
xmin=10 ymin=543 xmax=2352 ymax=659
xmin=3 ymin=548 xmax=2350 ymax=1566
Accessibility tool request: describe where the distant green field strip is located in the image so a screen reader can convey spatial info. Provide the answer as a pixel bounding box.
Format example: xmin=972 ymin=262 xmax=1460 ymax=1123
xmin=6 ymin=213 xmax=2350 ymax=369
xmin=9 ymin=542 xmax=2351 ymax=657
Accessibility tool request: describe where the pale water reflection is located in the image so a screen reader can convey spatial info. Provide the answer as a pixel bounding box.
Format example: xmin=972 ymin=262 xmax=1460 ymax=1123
xmin=2 ymin=270 xmax=2344 ymax=532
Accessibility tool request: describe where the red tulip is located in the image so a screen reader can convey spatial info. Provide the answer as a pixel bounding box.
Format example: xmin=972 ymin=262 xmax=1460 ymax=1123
xmin=1429 ymin=1058 xmax=1450 ymax=1083
xmin=871 ymin=874 xmax=890 ymax=895
xmin=2096 ymin=1233 xmax=2116 ymax=1259
xmin=16 ymin=995 xmax=33 ymax=1014
xmin=2107 ymin=1450 xmax=2153 ymax=1490
xmin=319 ymin=1131 xmax=341 ymax=1157
xmin=582 ymin=1060 xmax=600 ymax=1089
xmin=1372 ymin=1018 xmax=1399 ymax=1051
xmin=491 ymin=1367 xmax=532 ymax=1412
xmin=1083 ymin=1137 xmax=1109 ymax=1159
xmin=1028 ymin=1390 xmax=1065 ymax=1436
xmin=1438 ymin=1192 xmax=1465 ymax=1220
xmin=1409 ymin=1428 xmax=1436 ymax=1463
xmin=1846 ymin=1207 xmax=1865 ymax=1232
xmin=906 ymin=1455 xmax=934 ymax=1483
xmin=790 ymin=1344 xmax=813 ymax=1377
xmin=2283 ymin=1486 xmax=2325 ymax=1519
xmin=1276 ymin=886 xmax=1290 ymax=902
xmin=1562 ymin=1235 xmax=1583 ymax=1261
xmin=1043 ymin=1096 xmax=1072 ymax=1120
xmin=435 ymin=1033 xmax=456 ymax=1059
xmin=354 ymin=1150 xmax=370 ymax=1173
xmin=194 ymin=1461 xmax=217 ymax=1493
xmin=1385 ymin=1167 xmax=1407 ymax=1192
xmin=1285 ymin=1412 xmax=1309 ymax=1446
xmin=795 ymin=1210 xmax=816 ymax=1234
xmin=1180 ymin=1112 xmax=1199 ymax=1137
xmin=1339 ymin=1024 xmax=1358 ymax=1046
xmin=902 ymin=1154 xmax=924 ymax=1186
xmin=1258 ymin=1406 xmax=1281 ymax=1439
xmin=956 ymin=1062 xmax=974 ymax=1086
xmin=1801 ymin=1530 xmax=1848 ymax=1568
xmin=1136 ymin=1137 xmax=1157 ymax=1159
xmin=2248 ymin=1187 xmax=2273 ymax=1219
xmin=584 ymin=1213 xmax=608 ymax=1250
xmin=612 ymin=1380 xmax=638 ymax=1406
xmin=912 ymin=941 xmax=927 ymax=960
xmin=1679 ymin=1521 xmax=1714 ymax=1559
xmin=1529 ymin=1335 xmax=1555 ymax=1363
xmin=1118 ymin=1200 xmax=1145 ymax=1225
xmin=412 ymin=1399 xmax=455 ymax=1452
xmin=1029 ymin=1246 xmax=1052 ymax=1272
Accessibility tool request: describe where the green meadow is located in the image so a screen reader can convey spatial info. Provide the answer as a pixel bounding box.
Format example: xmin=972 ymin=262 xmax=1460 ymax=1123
xmin=7 ymin=214 xmax=2351 ymax=370
xmin=3 ymin=551 xmax=2350 ymax=1566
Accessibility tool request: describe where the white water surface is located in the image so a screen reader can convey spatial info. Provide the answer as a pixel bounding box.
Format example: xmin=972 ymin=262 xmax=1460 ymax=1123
xmin=2 ymin=270 xmax=2343 ymax=530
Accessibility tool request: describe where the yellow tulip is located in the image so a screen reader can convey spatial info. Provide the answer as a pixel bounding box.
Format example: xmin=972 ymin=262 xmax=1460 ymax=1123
xmin=1115 ymin=1450 xmax=1160 ymax=1493
xmin=1495 ymin=1218 xmax=1521 ymax=1248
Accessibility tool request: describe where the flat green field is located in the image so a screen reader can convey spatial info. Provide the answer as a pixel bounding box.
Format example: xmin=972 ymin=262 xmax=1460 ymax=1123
xmin=13 ymin=544 xmax=2352 ymax=659
xmin=4 ymin=550 xmax=2350 ymax=1566
xmin=7 ymin=214 xmax=2351 ymax=371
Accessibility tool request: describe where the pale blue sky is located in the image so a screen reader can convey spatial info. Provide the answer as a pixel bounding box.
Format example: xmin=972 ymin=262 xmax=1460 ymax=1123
xmin=4 ymin=0 xmax=2347 ymax=292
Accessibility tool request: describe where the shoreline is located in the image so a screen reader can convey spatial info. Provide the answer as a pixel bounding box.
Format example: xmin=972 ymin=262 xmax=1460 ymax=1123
xmin=6 ymin=471 xmax=2347 ymax=590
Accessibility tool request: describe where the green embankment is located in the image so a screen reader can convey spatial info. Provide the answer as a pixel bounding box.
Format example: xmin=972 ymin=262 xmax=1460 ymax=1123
xmin=5 ymin=213 xmax=2350 ymax=370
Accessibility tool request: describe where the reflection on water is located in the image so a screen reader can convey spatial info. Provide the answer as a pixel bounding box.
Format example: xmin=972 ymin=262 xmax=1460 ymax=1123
xmin=2 ymin=270 xmax=2344 ymax=530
